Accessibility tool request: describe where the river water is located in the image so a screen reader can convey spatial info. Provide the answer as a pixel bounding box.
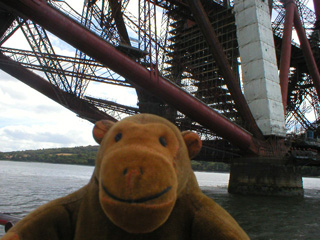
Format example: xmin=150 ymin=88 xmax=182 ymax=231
xmin=0 ymin=161 xmax=320 ymax=239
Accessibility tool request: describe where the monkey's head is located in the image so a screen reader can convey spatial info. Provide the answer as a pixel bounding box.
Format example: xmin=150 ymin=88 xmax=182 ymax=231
xmin=92 ymin=114 xmax=202 ymax=233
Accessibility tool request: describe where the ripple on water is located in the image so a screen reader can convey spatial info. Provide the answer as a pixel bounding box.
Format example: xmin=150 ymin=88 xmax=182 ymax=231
xmin=1 ymin=162 xmax=320 ymax=239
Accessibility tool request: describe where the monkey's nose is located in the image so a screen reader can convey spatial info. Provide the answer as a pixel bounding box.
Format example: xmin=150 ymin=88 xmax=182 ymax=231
xmin=123 ymin=167 xmax=144 ymax=188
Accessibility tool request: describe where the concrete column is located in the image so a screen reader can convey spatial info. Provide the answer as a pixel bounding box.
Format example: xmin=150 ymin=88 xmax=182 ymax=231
xmin=234 ymin=0 xmax=286 ymax=136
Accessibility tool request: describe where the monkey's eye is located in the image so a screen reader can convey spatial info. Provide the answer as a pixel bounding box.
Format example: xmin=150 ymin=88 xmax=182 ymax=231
xmin=115 ymin=133 xmax=122 ymax=142
xmin=159 ymin=137 xmax=167 ymax=147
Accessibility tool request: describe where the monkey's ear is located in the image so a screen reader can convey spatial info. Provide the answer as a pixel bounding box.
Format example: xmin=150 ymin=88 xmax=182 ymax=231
xmin=182 ymin=131 xmax=202 ymax=159
xmin=93 ymin=120 xmax=115 ymax=144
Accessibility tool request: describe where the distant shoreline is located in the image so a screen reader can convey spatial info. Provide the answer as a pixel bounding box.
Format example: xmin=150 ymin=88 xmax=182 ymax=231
xmin=1 ymin=146 xmax=319 ymax=177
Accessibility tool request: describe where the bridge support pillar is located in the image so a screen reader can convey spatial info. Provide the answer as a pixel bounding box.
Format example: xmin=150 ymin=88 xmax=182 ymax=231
xmin=228 ymin=159 xmax=303 ymax=196
xmin=234 ymin=0 xmax=286 ymax=136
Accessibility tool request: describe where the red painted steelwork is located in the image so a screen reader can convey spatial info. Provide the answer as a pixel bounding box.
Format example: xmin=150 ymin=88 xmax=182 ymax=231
xmin=279 ymin=0 xmax=295 ymax=111
xmin=186 ymin=0 xmax=264 ymax=140
xmin=294 ymin=6 xmax=320 ymax=98
xmin=108 ymin=0 xmax=130 ymax=45
xmin=0 ymin=0 xmax=262 ymax=153
xmin=0 ymin=52 xmax=116 ymax=123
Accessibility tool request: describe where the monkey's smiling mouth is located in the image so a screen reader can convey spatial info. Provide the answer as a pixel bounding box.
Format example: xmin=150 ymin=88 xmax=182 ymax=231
xmin=102 ymin=183 xmax=172 ymax=204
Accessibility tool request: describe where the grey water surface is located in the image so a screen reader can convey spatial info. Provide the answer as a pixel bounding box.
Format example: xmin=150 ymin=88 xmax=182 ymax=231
xmin=0 ymin=161 xmax=320 ymax=239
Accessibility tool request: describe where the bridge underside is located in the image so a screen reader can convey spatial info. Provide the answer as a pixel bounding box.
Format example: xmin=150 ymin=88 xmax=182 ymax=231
xmin=0 ymin=0 xmax=319 ymax=195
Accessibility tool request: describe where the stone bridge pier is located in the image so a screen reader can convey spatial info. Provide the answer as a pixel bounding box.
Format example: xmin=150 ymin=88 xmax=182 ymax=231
xmin=228 ymin=0 xmax=303 ymax=196
xmin=228 ymin=159 xmax=303 ymax=196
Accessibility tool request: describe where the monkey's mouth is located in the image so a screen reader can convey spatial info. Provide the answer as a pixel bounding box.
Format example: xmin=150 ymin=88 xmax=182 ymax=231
xmin=102 ymin=183 xmax=172 ymax=204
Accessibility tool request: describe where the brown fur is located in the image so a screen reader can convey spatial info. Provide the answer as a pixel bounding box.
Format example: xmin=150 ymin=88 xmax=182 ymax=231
xmin=2 ymin=114 xmax=249 ymax=240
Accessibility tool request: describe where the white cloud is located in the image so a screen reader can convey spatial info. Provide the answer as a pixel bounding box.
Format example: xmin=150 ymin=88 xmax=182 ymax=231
xmin=86 ymin=82 xmax=138 ymax=107
xmin=2 ymin=28 xmax=31 ymax=51
xmin=64 ymin=0 xmax=85 ymax=14
xmin=46 ymin=32 xmax=76 ymax=57
xmin=0 ymin=69 xmax=139 ymax=152
xmin=0 ymin=71 xmax=96 ymax=152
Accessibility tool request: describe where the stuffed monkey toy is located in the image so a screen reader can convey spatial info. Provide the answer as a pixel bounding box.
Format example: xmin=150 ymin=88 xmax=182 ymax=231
xmin=2 ymin=114 xmax=249 ymax=240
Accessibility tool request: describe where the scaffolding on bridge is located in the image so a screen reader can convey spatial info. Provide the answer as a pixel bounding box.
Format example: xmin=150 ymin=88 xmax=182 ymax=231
xmin=0 ymin=0 xmax=319 ymax=164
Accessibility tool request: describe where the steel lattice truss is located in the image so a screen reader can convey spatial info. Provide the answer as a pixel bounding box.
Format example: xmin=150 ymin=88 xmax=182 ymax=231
xmin=272 ymin=0 xmax=320 ymax=133
xmin=0 ymin=0 xmax=319 ymax=160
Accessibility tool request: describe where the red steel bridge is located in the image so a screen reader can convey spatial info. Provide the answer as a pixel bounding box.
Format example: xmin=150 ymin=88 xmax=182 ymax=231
xmin=0 ymin=0 xmax=319 ymax=195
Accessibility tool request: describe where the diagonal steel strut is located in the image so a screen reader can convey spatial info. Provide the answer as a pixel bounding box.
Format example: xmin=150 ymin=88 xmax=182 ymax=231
xmin=0 ymin=52 xmax=116 ymax=123
xmin=186 ymin=0 xmax=264 ymax=140
xmin=279 ymin=0 xmax=295 ymax=112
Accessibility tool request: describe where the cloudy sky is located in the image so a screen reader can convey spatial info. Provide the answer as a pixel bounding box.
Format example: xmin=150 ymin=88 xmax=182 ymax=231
xmin=0 ymin=54 xmax=137 ymax=152
xmin=0 ymin=71 xmax=97 ymax=152
xmin=0 ymin=0 xmax=139 ymax=152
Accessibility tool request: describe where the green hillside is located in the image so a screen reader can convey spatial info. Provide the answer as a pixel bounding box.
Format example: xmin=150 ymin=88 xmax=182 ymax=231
xmin=0 ymin=145 xmax=229 ymax=172
xmin=1 ymin=146 xmax=319 ymax=176
xmin=0 ymin=145 xmax=99 ymax=166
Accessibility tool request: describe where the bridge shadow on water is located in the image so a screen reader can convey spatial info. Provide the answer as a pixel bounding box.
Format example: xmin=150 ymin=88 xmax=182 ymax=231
xmin=202 ymin=187 xmax=320 ymax=240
